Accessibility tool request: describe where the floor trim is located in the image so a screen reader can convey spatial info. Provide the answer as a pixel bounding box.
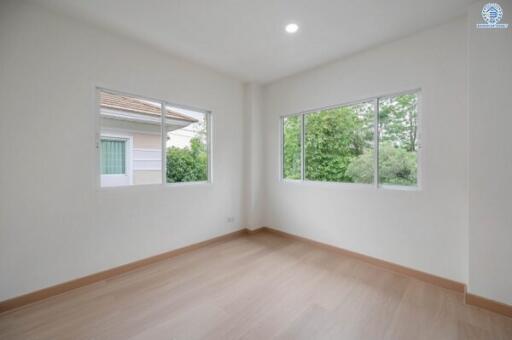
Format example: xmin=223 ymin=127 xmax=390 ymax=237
xmin=256 ymin=227 xmax=512 ymax=319
xmin=465 ymin=293 xmax=512 ymax=318
xmin=256 ymin=227 xmax=465 ymax=293
xmin=0 ymin=228 xmax=248 ymax=314
xmin=2 ymin=226 xmax=510 ymax=319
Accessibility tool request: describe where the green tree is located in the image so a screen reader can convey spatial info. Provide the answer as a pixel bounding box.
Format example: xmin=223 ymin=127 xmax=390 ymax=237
xmin=167 ymin=137 xmax=207 ymax=183
xmin=379 ymin=94 xmax=418 ymax=152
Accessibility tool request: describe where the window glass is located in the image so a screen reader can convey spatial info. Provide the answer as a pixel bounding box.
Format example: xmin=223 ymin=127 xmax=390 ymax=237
xmin=165 ymin=106 xmax=209 ymax=183
xmin=283 ymin=115 xmax=302 ymax=179
xmin=378 ymin=94 xmax=418 ymax=186
xmin=304 ymin=102 xmax=375 ymax=183
xmin=99 ymin=90 xmax=162 ymax=187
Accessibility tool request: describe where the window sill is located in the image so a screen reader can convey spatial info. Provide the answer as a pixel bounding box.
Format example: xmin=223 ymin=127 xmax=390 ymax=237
xmin=281 ymin=179 xmax=420 ymax=192
xmin=379 ymin=184 xmax=420 ymax=192
xmin=165 ymin=181 xmax=211 ymax=188
xmin=98 ymin=181 xmax=212 ymax=191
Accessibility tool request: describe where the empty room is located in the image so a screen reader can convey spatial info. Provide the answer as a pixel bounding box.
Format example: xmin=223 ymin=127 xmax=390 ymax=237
xmin=0 ymin=0 xmax=511 ymax=339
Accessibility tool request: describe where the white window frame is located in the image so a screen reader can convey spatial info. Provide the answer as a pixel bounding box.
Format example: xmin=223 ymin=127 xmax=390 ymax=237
xmin=95 ymin=87 xmax=212 ymax=189
xmin=280 ymin=89 xmax=422 ymax=190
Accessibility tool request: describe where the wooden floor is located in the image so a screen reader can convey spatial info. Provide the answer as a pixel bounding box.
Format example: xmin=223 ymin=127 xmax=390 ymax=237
xmin=1 ymin=231 xmax=511 ymax=340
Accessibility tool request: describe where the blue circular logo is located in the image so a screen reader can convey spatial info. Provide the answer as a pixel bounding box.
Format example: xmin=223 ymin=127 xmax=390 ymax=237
xmin=482 ymin=3 xmax=504 ymax=25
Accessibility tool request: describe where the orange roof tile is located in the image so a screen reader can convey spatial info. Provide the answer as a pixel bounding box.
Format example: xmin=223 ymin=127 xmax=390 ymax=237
xmin=100 ymin=92 xmax=197 ymax=123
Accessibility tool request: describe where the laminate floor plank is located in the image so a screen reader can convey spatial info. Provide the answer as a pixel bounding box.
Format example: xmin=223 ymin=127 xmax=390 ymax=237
xmin=0 ymin=231 xmax=510 ymax=339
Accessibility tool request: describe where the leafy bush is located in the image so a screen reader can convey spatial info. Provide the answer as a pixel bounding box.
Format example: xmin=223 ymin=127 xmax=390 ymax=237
xmin=347 ymin=143 xmax=416 ymax=185
xmin=166 ymin=137 xmax=207 ymax=183
xmin=345 ymin=151 xmax=374 ymax=184
xmin=378 ymin=143 xmax=416 ymax=185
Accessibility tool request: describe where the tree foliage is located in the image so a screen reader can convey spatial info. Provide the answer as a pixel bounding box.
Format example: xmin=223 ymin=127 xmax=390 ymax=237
xmin=379 ymin=94 xmax=418 ymax=152
xmin=304 ymin=104 xmax=373 ymax=182
xmin=167 ymin=137 xmax=207 ymax=183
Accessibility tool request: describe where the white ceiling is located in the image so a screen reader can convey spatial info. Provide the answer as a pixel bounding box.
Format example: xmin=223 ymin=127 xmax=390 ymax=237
xmin=37 ymin=0 xmax=475 ymax=83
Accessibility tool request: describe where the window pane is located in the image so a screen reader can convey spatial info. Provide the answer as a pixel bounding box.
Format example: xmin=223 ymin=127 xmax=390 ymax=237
xmin=283 ymin=115 xmax=302 ymax=179
xmin=305 ymin=102 xmax=375 ymax=183
xmin=165 ymin=106 xmax=208 ymax=183
xmin=99 ymin=90 xmax=162 ymax=187
xmin=378 ymin=93 xmax=418 ymax=186
xmin=101 ymin=139 xmax=126 ymax=174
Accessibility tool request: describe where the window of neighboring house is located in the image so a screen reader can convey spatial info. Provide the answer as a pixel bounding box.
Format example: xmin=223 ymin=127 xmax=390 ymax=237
xmin=98 ymin=88 xmax=211 ymax=188
xmin=100 ymin=139 xmax=126 ymax=174
xmin=282 ymin=90 xmax=420 ymax=189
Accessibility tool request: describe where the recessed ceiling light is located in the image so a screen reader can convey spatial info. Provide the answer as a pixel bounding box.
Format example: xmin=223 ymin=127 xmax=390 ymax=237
xmin=285 ymin=23 xmax=299 ymax=34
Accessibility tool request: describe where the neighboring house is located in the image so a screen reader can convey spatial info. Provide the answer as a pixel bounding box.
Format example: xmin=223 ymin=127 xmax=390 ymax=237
xmin=99 ymin=92 xmax=197 ymax=187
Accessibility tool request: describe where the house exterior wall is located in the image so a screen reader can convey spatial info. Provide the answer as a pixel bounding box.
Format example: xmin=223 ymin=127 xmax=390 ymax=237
xmin=132 ymin=133 xmax=161 ymax=185
xmin=133 ymin=170 xmax=162 ymax=185
xmin=100 ymin=127 xmax=163 ymax=187
xmin=133 ymin=133 xmax=160 ymax=149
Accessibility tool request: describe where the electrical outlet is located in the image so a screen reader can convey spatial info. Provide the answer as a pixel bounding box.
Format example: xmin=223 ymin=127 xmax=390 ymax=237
xmin=227 ymin=217 xmax=235 ymax=223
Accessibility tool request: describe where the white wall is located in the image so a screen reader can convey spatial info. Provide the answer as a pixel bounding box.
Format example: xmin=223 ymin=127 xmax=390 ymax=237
xmin=467 ymin=1 xmax=512 ymax=305
xmin=262 ymin=19 xmax=469 ymax=282
xmin=0 ymin=1 xmax=244 ymax=301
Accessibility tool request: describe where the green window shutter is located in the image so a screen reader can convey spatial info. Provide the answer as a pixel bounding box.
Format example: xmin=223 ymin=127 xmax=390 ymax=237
xmin=101 ymin=139 xmax=126 ymax=174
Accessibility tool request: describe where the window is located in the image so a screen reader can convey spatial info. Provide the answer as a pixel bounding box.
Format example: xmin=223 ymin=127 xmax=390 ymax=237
xmin=282 ymin=90 xmax=420 ymax=188
xmin=98 ymin=89 xmax=210 ymax=187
